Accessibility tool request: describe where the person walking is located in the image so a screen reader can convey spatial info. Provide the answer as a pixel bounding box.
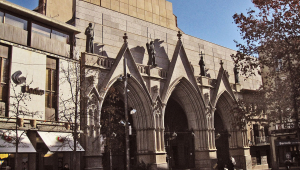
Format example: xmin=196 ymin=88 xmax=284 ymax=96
xmin=229 ymin=156 xmax=236 ymax=170
xmin=63 ymin=163 xmax=69 ymax=170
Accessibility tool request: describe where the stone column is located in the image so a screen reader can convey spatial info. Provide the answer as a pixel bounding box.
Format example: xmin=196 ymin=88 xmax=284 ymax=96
xmin=28 ymin=131 xmax=36 ymax=170
xmin=229 ymin=129 xmax=252 ymax=170
xmin=194 ymin=107 xmax=218 ymax=170
xmin=194 ymin=129 xmax=217 ymax=170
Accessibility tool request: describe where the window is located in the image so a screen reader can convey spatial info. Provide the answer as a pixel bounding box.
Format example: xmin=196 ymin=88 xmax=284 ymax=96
xmin=0 ymin=45 xmax=9 ymax=102
xmin=45 ymin=57 xmax=57 ymax=109
xmin=253 ymin=124 xmax=259 ymax=138
xmin=32 ymin=23 xmax=51 ymax=38
xmin=5 ymin=13 xmax=27 ymax=30
xmin=0 ymin=11 xmax=3 ymax=23
xmin=51 ymin=30 xmax=69 ymax=43
xmin=31 ymin=23 xmax=70 ymax=44
xmin=264 ymin=126 xmax=269 ymax=136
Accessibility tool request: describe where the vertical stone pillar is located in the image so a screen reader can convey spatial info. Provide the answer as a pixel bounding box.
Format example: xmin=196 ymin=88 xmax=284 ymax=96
xmin=194 ymin=128 xmax=217 ymax=170
xmin=193 ymin=107 xmax=218 ymax=170
xmin=229 ymin=148 xmax=252 ymax=170
xmin=27 ymin=131 xmax=36 ymax=170
xmin=229 ymin=128 xmax=252 ymax=170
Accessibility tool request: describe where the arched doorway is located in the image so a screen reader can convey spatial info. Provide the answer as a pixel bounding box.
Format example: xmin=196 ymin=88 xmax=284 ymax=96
xmin=164 ymin=97 xmax=195 ymax=169
xmin=214 ymin=110 xmax=231 ymax=169
xmin=100 ymin=87 xmax=137 ymax=170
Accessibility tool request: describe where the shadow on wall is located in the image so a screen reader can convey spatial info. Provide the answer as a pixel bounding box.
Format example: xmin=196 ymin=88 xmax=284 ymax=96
xmin=154 ymin=39 xmax=169 ymax=68
xmin=94 ymin=43 xmax=108 ymax=57
xmin=130 ymin=46 xmax=145 ymax=64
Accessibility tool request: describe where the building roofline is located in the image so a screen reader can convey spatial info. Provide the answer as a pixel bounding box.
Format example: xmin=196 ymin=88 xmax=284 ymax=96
xmin=0 ymin=0 xmax=81 ymax=34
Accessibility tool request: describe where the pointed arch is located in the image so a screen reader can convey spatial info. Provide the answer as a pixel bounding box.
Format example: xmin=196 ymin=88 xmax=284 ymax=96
xmin=86 ymin=86 xmax=102 ymax=137
xmin=101 ymin=75 xmax=153 ymax=130
xmin=162 ymin=77 xmax=206 ymax=130
xmin=214 ymin=90 xmax=236 ymax=130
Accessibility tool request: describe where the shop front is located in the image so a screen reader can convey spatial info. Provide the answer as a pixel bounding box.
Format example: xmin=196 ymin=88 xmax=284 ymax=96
xmin=0 ymin=130 xmax=84 ymax=170
xmin=35 ymin=131 xmax=85 ymax=170
xmin=275 ymin=139 xmax=300 ymax=168
xmin=0 ymin=130 xmax=36 ymax=170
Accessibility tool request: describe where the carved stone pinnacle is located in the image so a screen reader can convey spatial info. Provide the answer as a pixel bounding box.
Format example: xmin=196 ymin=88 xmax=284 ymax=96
xmin=123 ymin=33 xmax=128 ymax=42
xmin=177 ymin=31 xmax=182 ymax=40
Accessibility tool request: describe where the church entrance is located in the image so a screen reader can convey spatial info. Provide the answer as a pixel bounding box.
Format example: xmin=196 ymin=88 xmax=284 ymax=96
xmin=100 ymin=87 xmax=137 ymax=170
xmin=214 ymin=110 xmax=231 ymax=170
xmin=164 ymin=98 xmax=195 ymax=169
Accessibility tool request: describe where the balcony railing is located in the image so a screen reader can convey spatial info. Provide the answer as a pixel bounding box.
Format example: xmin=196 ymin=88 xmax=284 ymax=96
xmin=255 ymin=136 xmax=270 ymax=145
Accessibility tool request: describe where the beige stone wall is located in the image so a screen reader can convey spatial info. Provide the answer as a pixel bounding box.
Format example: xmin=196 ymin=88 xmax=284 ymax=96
xmin=82 ymin=0 xmax=177 ymax=30
xmin=75 ymin=1 xmax=262 ymax=90
xmin=46 ymin=0 xmax=74 ymax=23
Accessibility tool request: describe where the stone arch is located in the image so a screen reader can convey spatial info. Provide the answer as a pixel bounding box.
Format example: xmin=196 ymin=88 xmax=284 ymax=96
xmin=213 ymin=90 xmax=236 ymax=131
xmin=100 ymin=75 xmax=154 ymax=154
xmin=163 ymin=77 xmax=206 ymax=131
xmin=214 ymin=90 xmax=249 ymax=170
xmin=83 ymin=87 xmax=102 ymax=155
xmin=86 ymin=87 xmax=101 ymax=137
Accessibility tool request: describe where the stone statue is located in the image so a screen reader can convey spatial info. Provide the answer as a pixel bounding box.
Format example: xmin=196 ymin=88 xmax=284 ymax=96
xmin=234 ymin=64 xmax=239 ymax=84
xmin=85 ymin=23 xmax=94 ymax=53
xmin=199 ymin=56 xmax=206 ymax=76
xmin=146 ymin=41 xmax=157 ymax=67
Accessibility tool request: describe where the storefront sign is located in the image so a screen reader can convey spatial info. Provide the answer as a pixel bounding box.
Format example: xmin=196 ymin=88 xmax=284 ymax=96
xmin=21 ymin=86 xmax=44 ymax=95
xmin=275 ymin=139 xmax=300 ymax=146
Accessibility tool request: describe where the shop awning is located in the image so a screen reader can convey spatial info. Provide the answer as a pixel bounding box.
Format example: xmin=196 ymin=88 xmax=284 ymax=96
xmin=0 ymin=130 xmax=36 ymax=153
xmin=37 ymin=131 xmax=84 ymax=152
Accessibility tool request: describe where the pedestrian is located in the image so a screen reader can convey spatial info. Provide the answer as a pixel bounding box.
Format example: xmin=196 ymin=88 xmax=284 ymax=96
xmin=63 ymin=163 xmax=70 ymax=170
xmin=230 ymin=156 xmax=236 ymax=170
xmin=285 ymin=153 xmax=292 ymax=170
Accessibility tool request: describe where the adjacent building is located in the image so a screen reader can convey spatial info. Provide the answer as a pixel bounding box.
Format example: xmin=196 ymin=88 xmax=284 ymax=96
xmin=0 ymin=1 xmax=84 ymax=170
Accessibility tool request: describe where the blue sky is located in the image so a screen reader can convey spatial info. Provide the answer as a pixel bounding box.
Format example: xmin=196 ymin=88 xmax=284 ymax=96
xmin=168 ymin=0 xmax=255 ymax=50
xmin=7 ymin=0 xmax=255 ymax=50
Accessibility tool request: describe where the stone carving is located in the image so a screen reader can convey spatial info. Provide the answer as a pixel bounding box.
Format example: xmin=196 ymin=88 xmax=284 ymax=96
xmin=234 ymin=64 xmax=239 ymax=84
xmin=177 ymin=31 xmax=182 ymax=40
xmin=123 ymin=33 xmax=128 ymax=42
xmin=204 ymin=93 xmax=209 ymax=101
xmin=199 ymin=52 xmax=206 ymax=76
xmin=153 ymin=99 xmax=162 ymax=115
xmin=225 ymin=70 xmax=229 ymax=78
xmin=146 ymin=41 xmax=157 ymax=67
xmin=85 ymin=23 xmax=94 ymax=53
xmin=152 ymin=85 xmax=159 ymax=93
xmin=206 ymin=106 xmax=211 ymax=118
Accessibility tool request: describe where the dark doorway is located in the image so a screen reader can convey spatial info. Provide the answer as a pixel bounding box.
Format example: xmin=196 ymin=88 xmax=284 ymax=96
xmin=214 ymin=110 xmax=231 ymax=170
xmin=100 ymin=87 xmax=137 ymax=170
xmin=164 ymin=98 xmax=195 ymax=169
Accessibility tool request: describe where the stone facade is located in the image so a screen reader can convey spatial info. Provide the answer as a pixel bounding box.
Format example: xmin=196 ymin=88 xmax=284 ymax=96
xmin=0 ymin=0 xmax=265 ymax=170
xmin=75 ymin=0 xmax=262 ymax=169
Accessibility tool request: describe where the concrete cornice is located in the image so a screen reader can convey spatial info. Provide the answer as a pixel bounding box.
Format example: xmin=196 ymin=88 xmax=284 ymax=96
xmin=0 ymin=0 xmax=81 ymax=34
